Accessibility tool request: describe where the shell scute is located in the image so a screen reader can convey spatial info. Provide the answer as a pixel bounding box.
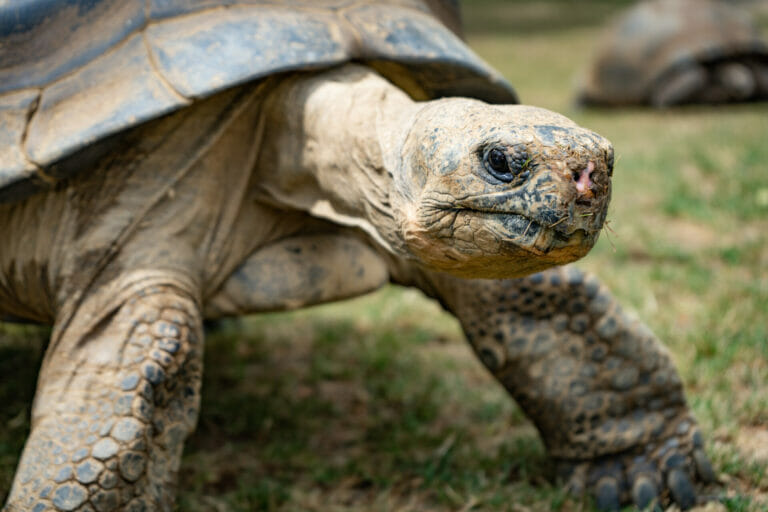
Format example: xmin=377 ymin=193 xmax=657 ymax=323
xmin=0 ymin=0 xmax=518 ymax=202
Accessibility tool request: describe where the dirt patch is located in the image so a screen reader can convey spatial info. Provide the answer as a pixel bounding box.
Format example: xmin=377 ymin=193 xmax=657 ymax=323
xmin=736 ymin=426 xmax=768 ymax=464
xmin=686 ymin=503 xmax=727 ymax=512
xmin=662 ymin=218 xmax=719 ymax=250
xmin=686 ymin=503 xmax=728 ymax=512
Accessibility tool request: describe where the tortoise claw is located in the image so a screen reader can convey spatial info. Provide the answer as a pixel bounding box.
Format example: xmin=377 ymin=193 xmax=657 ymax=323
xmin=594 ymin=476 xmax=621 ymax=511
xmin=631 ymin=474 xmax=660 ymax=511
xmin=560 ymin=461 xmax=587 ymax=496
xmin=693 ymin=448 xmax=717 ymax=483
xmin=667 ymin=468 xmax=697 ymax=510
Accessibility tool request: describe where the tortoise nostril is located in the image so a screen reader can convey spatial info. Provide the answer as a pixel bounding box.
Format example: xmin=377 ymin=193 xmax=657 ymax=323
xmin=573 ymin=161 xmax=595 ymax=198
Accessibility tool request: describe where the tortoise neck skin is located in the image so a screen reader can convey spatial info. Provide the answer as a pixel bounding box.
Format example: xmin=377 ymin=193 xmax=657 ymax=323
xmin=257 ymin=65 xmax=418 ymax=256
xmin=258 ymin=65 xmax=615 ymax=279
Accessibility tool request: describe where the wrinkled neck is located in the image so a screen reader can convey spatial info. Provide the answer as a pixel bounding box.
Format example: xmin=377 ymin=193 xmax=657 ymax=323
xmin=256 ymin=65 xmax=421 ymax=254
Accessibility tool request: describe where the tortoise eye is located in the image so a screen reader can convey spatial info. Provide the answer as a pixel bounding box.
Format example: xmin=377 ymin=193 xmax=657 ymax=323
xmin=484 ymin=147 xmax=515 ymax=182
xmin=487 ymin=148 xmax=508 ymax=173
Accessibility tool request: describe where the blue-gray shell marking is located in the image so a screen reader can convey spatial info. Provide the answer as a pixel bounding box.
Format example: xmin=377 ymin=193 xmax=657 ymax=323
xmin=0 ymin=0 xmax=518 ymax=203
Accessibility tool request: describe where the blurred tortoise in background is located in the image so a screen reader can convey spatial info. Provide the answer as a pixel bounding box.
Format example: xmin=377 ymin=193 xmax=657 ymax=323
xmin=577 ymin=0 xmax=768 ymax=107
xmin=2 ymin=1 xmax=715 ymax=511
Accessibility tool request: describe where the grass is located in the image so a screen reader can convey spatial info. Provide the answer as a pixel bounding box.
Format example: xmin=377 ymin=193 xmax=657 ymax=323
xmin=1 ymin=1 xmax=767 ymax=511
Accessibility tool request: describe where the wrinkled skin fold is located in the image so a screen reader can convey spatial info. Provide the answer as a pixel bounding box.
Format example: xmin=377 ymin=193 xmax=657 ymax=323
xmin=0 ymin=66 xmax=714 ymax=511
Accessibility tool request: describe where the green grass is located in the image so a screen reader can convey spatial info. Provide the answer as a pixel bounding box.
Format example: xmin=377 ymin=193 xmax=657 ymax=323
xmin=2 ymin=1 xmax=768 ymax=511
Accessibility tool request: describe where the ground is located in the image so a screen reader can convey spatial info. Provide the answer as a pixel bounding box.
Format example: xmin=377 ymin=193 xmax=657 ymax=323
xmin=1 ymin=1 xmax=767 ymax=510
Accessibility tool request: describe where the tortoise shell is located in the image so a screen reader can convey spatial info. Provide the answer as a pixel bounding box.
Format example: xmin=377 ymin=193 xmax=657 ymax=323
xmin=577 ymin=0 xmax=768 ymax=106
xmin=0 ymin=0 xmax=518 ymax=202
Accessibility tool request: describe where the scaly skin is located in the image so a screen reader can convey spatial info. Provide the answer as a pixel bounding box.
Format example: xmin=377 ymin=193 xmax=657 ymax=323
xmin=393 ymin=263 xmax=717 ymax=510
xmin=6 ymin=286 xmax=202 ymax=512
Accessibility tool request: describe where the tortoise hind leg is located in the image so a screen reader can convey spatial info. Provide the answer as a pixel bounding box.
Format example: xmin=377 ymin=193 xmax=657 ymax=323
xmin=407 ymin=266 xmax=717 ymax=511
xmin=747 ymin=59 xmax=768 ymax=98
xmin=3 ymin=285 xmax=202 ymax=512
xmin=650 ymin=65 xmax=707 ymax=107
xmin=712 ymin=62 xmax=756 ymax=102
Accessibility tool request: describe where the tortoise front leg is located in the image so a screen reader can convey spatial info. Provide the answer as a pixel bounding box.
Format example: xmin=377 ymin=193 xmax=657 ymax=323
xmin=4 ymin=285 xmax=202 ymax=512
xmin=413 ymin=266 xmax=716 ymax=510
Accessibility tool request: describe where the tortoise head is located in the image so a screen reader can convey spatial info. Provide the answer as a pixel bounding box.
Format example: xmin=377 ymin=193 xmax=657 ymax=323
xmin=391 ymin=99 xmax=613 ymax=279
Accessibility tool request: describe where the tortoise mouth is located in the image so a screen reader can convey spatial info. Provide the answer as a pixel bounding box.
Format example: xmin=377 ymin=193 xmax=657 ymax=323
xmin=453 ymin=187 xmax=605 ymax=234
xmin=464 ymin=209 xmax=590 ymax=254
xmin=407 ymin=202 xmax=598 ymax=278
xmin=469 ymin=209 xmax=543 ymax=236
xmin=418 ymin=187 xmax=604 ymax=258
xmin=453 ymin=194 xmax=562 ymax=226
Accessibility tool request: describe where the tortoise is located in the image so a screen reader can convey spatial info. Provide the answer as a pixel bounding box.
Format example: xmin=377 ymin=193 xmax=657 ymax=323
xmin=0 ymin=1 xmax=716 ymax=511
xmin=577 ymin=0 xmax=768 ymax=107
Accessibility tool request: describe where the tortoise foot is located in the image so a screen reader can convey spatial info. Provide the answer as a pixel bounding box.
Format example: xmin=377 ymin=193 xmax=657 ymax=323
xmin=556 ymin=419 xmax=717 ymax=511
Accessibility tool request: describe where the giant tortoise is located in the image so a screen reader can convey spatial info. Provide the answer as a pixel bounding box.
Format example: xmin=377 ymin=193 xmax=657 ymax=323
xmin=1 ymin=1 xmax=715 ymax=511
xmin=578 ymin=0 xmax=768 ymax=107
